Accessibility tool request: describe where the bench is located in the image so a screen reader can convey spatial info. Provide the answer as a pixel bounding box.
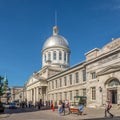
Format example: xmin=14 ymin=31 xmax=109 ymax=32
xmin=69 ymin=108 xmax=82 ymax=115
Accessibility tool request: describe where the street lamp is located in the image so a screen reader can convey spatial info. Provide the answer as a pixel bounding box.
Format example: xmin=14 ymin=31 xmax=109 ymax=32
xmin=99 ymin=86 xmax=102 ymax=92
xmin=99 ymin=86 xmax=103 ymax=106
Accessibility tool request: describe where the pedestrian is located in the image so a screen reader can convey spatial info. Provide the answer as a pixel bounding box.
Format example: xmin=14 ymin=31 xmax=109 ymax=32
xmin=104 ymin=100 xmax=114 ymax=118
xmin=51 ymin=103 xmax=55 ymax=112
xmin=62 ymin=101 xmax=65 ymax=115
xmin=78 ymin=103 xmax=84 ymax=115
xmin=58 ymin=101 xmax=62 ymax=115
xmin=38 ymin=101 xmax=41 ymax=110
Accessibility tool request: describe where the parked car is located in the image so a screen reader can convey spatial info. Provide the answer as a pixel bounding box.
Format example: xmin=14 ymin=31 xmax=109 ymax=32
xmin=0 ymin=102 xmax=4 ymax=113
xmin=9 ymin=102 xmax=17 ymax=109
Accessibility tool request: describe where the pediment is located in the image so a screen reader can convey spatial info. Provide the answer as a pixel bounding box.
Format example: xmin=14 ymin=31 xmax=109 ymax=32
xmin=26 ymin=77 xmax=33 ymax=85
xmin=26 ymin=74 xmax=46 ymax=86
xmin=97 ymin=65 xmax=120 ymax=76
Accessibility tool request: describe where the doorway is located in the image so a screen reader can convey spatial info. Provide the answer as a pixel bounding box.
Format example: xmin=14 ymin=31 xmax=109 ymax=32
xmin=107 ymin=89 xmax=117 ymax=104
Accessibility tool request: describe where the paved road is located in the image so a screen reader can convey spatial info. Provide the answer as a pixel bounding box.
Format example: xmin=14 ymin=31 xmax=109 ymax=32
xmin=0 ymin=107 xmax=120 ymax=120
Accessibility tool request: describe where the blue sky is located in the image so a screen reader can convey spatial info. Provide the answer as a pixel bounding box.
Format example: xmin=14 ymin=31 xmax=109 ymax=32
xmin=0 ymin=0 xmax=120 ymax=87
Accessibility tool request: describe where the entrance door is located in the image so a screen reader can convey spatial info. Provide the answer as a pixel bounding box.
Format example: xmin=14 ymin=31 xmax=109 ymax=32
xmin=112 ymin=90 xmax=117 ymax=104
xmin=107 ymin=89 xmax=117 ymax=104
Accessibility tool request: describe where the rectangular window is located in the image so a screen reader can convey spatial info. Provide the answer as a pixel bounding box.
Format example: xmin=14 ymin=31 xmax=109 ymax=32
xmin=91 ymin=87 xmax=96 ymax=100
xmin=83 ymin=89 xmax=86 ymax=96
xmin=60 ymin=78 xmax=62 ymax=87
xmin=82 ymin=69 xmax=86 ymax=81
xmin=56 ymin=80 xmax=57 ymax=88
xmin=69 ymin=74 xmax=72 ymax=85
xmin=64 ymin=76 xmax=67 ymax=86
xmin=91 ymin=72 xmax=96 ymax=79
xmin=70 ymin=91 xmax=72 ymax=100
xmin=52 ymin=81 xmax=54 ymax=89
xmin=75 ymin=72 xmax=79 ymax=83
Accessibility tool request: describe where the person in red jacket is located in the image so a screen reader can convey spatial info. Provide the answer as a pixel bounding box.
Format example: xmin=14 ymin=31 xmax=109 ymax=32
xmin=51 ymin=103 xmax=55 ymax=112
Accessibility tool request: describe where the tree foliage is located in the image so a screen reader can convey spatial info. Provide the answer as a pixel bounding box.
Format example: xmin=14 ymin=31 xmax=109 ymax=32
xmin=0 ymin=76 xmax=8 ymax=96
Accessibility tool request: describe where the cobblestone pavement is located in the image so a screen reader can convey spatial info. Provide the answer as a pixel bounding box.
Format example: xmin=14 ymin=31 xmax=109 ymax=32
xmin=0 ymin=107 xmax=120 ymax=120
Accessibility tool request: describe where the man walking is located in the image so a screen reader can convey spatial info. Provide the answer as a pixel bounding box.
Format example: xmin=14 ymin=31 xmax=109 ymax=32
xmin=105 ymin=100 xmax=114 ymax=118
xmin=62 ymin=101 xmax=65 ymax=115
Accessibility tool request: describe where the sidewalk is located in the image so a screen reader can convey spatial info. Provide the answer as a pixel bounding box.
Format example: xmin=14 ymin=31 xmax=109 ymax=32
xmin=0 ymin=113 xmax=10 ymax=118
xmin=47 ymin=107 xmax=120 ymax=120
xmin=0 ymin=107 xmax=120 ymax=119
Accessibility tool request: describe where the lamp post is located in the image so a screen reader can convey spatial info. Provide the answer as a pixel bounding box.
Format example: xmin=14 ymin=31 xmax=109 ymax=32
xmin=99 ymin=86 xmax=103 ymax=106
xmin=99 ymin=86 xmax=102 ymax=92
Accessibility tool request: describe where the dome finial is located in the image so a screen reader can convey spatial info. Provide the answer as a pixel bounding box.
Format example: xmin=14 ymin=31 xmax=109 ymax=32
xmin=55 ymin=10 xmax=57 ymax=26
xmin=53 ymin=11 xmax=59 ymax=35
xmin=53 ymin=26 xmax=59 ymax=35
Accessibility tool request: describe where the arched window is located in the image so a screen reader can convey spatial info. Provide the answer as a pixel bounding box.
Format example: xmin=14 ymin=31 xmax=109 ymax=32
xmin=108 ymin=79 xmax=120 ymax=86
xmin=48 ymin=52 xmax=51 ymax=60
xmin=59 ymin=51 xmax=62 ymax=60
xmin=64 ymin=52 xmax=66 ymax=61
xmin=53 ymin=51 xmax=56 ymax=60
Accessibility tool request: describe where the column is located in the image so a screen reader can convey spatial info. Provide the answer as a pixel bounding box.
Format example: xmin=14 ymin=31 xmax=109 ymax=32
xmin=34 ymin=88 xmax=36 ymax=105
xmin=30 ymin=89 xmax=32 ymax=101
xmin=36 ymin=87 xmax=39 ymax=102
xmin=62 ymin=50 xmax=64 ymax=65
xmin=66 ymin=52 xmax=68 ymax=64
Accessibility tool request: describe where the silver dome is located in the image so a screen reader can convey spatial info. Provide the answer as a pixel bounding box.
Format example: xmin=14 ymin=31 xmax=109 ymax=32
xmin=42 ymin=26 xmax=70 ymax=51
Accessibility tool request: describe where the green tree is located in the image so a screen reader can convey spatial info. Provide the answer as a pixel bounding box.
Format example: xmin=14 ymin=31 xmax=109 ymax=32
xmin=0 ymin=75 xmax=9 ymax=102
xmin=3 ymin=74 xmax=8 ymax=92
xmin=0 ymin=76 xmax=4 ymax=97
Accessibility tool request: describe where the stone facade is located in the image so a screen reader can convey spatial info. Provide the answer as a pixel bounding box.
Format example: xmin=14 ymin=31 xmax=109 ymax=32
xmin=10 ymin=86 xmax=24 ymax=102
xmin=25 ymin=26 xmax=120 ymax=108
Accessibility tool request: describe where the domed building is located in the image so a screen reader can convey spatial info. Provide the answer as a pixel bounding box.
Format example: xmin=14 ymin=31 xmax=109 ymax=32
xmin=42 ymin=26 xmax=70 ymax=69
xmin=24 ymin=26 xmax=120 ymax=108
xmin=25 ymin=26 xmax=71 ymax=105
